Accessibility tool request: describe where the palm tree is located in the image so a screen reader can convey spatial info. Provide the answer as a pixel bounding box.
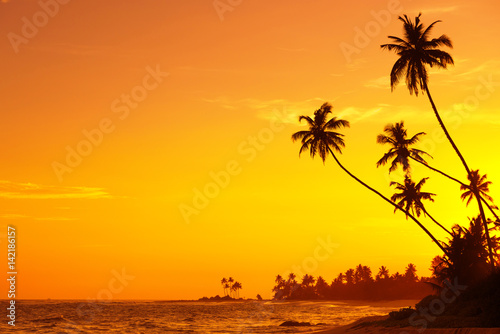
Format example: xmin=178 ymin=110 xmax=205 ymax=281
xmin=377 ymin=122 xmax=465 ymax=185
xmin=404 ymin=263 xmax=418 ymax=282
xmin=432 ymin=217 xmax=499 ymax=284
xmin=376 ymin=121 xmax=429 ymax=174
xmin=301 ymin=274 xmax=315 ymax=287
xmin=381 ymin=13 xmax=494 ymax=269
xmin=461 ymin=170 xmax=494 ymax=205
xmin=378 ymin=122 xmax=500 ymax=227
xmin=461 ymin=170 xmax=497 ymax=267
xmin=334 ymin=272 xmax=345 ymax=285
xmin=221 ymin=278 xmax=228 ymax=297
xmin=391 ymin=176 xmax=451 ymax=235
xmin=376 ymin=266 xmax=390 ymax=281
xmin=232 ymin=281 xmax=242 ymax=298
xmin=228 ymin=277 xmax=234 ymax=298
xmin=291 ymin=102 xmax=448 ymax=255
xmin=345 ymin=269 xmax=355 ymax=285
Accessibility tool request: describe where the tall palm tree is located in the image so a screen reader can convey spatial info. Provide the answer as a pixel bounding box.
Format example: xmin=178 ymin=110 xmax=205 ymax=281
xmin=391 ymin=176 xmax=451 ymax=235
xmin=381 ymin=13 xmax=494 ymax=269
xmin=291 ymin=102 xmax=448 ymax=255
xmin=461 ymin=170 xmax=497 ymax=267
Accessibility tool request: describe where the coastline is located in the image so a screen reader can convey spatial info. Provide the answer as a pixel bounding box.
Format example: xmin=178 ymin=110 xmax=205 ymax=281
xmin=309 ymin=316 xmax=500 ymax=334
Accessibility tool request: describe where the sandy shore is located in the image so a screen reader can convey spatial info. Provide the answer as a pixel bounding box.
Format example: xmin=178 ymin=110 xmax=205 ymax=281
xmin=309 ymin=316 xmax=500 ymax=334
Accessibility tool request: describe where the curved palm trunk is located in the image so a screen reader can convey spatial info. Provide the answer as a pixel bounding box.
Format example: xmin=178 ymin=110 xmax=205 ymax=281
xmin=409 ymin=156 xmax=467 ymax=188
xmin=327 ymin=147 xmax=449 ymax=256
xmin=422 ymin=207 xmax=452 ymax=236
xmin=410 ymin=155 xmax=499 ymax=228
xmin=424 ymin=83 xmax=496 ymax=270
xmin=481 ymin=196 xmax=500 ymax=223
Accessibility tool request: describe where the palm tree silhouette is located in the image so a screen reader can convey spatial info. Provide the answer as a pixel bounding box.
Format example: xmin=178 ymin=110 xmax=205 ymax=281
xmin=391 ymin=176 xmax=451 ymax=235
xmin=228 ymin=277 xmax=234 ymax=298
xmin=461 ymin=170 xmax=494 ymax=205
xmin=460 ymin=170 xmax=497 ymax=266
xmin=376 ymin=121 xmax=429 ymax=174
xmin=377 ymin=122 xmax=464 ymax=183
xmin=291 ymin=102 xmax=448 ymax=255
xmin=345 ymin=269 xmax=355 ymax=285
xmin=381 ymin=13 xmax=494 ymax=269
xmin=232 ymin=281 xmax=242 ymax=298
xmin=221 ymin=278 xmax=228 ymax=297
xmin=376 ymin=266 xmax=390 ymax=281
xmin=377 ymin=122 xmax=500 ymax=224
xmin=433 ymin=216 xmax=499 ymax=284
xmin=404 ymin=263 xmax=418 ymax=282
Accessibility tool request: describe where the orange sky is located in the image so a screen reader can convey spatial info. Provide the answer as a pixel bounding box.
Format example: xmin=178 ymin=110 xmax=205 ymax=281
xmin=1 ymin=0 xmax=500 ymax=300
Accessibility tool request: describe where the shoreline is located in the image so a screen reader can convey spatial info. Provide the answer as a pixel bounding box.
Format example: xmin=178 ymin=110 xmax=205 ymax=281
xmin=309 ymin=316 xmax=500 ymax=334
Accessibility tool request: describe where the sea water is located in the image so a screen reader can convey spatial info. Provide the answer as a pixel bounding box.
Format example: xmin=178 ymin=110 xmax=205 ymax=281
xmin=0 ymin=299 xmax=413 ymax=333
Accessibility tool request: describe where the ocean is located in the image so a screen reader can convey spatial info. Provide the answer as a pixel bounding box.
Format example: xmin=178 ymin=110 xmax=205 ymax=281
xmin=0 ymin=300 xmax=413 ymax=333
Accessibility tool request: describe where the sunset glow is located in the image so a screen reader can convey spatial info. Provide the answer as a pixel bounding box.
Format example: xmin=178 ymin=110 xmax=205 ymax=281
xmin=1 ymin=0 xmax=500 ymax=301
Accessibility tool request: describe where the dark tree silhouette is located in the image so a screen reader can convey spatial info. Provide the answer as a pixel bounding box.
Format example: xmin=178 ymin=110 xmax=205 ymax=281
xmin=376 ymin=121 xmax=429 ymax=174
xmin=221 ymin=277 xmax=228 ymax=297
xmin=381 ymin=13 xmax=495 ymax=269
xmin=377 ymin=122 xmax=500 ymax=233
xmin=432 ymin=216 xmax=500 ymax=285
xmin=291 ymin=102 xmax=448 ymax=255
xmin=376 ymin=122 xmax=465 ymax=185
xmin=376 ymin=266 xmax=390 ymax=281
xmin=391 ymin=176 xmax=451 ymax=235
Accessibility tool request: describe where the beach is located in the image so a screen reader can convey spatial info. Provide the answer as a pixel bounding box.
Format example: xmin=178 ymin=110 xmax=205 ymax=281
xmin=311 ymin=316 xmax=500 ymax=334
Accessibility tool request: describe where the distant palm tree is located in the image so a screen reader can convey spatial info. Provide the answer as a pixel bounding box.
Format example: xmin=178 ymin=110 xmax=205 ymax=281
xmin=354 ymin=264 xmax=364 ymax=284
xmin=291 ymin=102 xmax=448 ymax=255
xmin=228 ymin=277 xmax=234 ymax=298
xmin=376 ymin=266 xmax=390 ymax=281
xmin=221 ymin=278 xmax=228 ymax=297
xmin=334 ymin=272 xmax=345 ymax=285
xmin=381 ymin=13 xmax=493 ymax=269
xmin=232 ymin=282 xmax=242 ymax=298
xmin=404 ymin=263 xmax=418 ymax=282
xmin=461 ymin=170 xmax=497 ymax=266
xmin=362 ymin=265 xmax=374 ymax=282
xmin=301 ymin=274 xmax=315 ymax=287
xmin=391 ymin=176 xmax=451 ymax=235
xmin=275 ymin=274 xmax=284 ymax=287
xmin=273 ymin=275 xmax=286 ymax=299
xmin=345 ymin=269 xmax=355 ymax=285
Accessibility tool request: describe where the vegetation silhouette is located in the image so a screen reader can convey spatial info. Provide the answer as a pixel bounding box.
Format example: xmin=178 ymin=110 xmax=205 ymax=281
xmin=291 ymin=102 xmax=449 ymax=255
xmin=272 ymin=264 xmax=432 ymax=300
xmin=376 ymin=121 xmax=429 ymax=174
xmin=390 ymin=176 xmax=451 ymax=235
xmin=376 ymin=122 xmax=464 ymax=185
xmin=381 ymin=13 xmax=496 ymax=270
xmin=286 ymin=11 xmax=500 ymax=327
xmin=431 ymin=216 xmax=499 ymax=286
xmin=220 ymin=277 xmax=243 ymax=299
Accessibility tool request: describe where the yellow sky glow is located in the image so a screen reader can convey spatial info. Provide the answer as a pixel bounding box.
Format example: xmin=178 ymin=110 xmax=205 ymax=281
xmin=1 ymin=0 xmax=500 ymax=300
